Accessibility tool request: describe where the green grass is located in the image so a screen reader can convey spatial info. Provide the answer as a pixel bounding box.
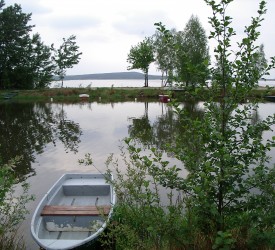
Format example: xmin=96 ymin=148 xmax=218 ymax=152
xmin=0 ymin=87 xmax=170 ymax=102
xmin=0 ymin=86 xmax=273 ymax=103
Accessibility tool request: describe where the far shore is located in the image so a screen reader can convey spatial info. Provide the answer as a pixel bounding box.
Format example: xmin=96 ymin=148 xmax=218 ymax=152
xmin=0 ymin=86 xmax=274 ymax=102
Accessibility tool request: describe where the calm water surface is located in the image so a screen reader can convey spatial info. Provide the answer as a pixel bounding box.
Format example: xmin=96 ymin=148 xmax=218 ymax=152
xmin=0 ymin=100 xmax=275 ymax=249
xmin=0 ymin=100 xmax=183 ymax=249
xmin=51 ymin=79 xmax=163 ymax=88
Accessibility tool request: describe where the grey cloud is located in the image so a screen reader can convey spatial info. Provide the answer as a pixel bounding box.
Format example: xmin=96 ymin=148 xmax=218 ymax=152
xmin=47 ymin=15 xmax=101 ymax=30
xmin=4 ymin=0 xmax=52 ymax=15
xmin=113 ymin=10 xmax=175 ymax=37
xmin=78 ymin=32 xmax=110 ymax=44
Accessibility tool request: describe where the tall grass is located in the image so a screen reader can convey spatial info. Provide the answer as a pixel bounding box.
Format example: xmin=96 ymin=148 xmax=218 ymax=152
xmin=0 ymin=230 xmax=25 ymax=250
xmin=0 ymin=156 xmax=34 ymax=250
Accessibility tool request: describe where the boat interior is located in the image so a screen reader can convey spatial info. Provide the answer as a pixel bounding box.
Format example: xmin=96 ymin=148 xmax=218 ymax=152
xmin=37 ymin=178 xmax=112 ymax=240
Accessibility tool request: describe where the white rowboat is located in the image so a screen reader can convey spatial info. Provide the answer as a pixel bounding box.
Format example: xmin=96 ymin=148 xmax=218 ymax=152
xmin=31 ymin=173 xmax=115 ymax=250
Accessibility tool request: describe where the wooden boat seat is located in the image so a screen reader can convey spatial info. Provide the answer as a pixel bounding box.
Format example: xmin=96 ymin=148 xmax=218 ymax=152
xmin=41 ymin=205 xmax=111 ymax=216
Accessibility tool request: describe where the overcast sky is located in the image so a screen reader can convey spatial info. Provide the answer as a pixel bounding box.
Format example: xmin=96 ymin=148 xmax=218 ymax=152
xmin=3 ymin=0 xmax=275 ymax=77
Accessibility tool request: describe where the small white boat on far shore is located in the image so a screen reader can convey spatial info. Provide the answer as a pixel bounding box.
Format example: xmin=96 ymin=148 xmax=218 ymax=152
xmin=79 ymin=94 xmax=89 ymax=98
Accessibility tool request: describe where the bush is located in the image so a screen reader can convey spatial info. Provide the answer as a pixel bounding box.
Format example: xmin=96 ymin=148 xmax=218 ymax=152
xmin=0 ymin=156 xmax=34 ymax=250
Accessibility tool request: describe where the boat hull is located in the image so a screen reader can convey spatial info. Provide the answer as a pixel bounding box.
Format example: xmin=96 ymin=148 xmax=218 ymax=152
xmin=31 ymin=173 xmax=115 ymax=250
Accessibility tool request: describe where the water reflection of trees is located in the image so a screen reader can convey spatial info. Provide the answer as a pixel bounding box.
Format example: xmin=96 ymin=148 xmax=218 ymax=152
xmin=174 ymin=101 xmax=261 ymax=172
xmin=128 ymin=101 xmax=261 ymax=170
xmin=0 ymin=102 xmax=82 ymax=181
xmin=128 ymin=101 xmax=205 ymax=153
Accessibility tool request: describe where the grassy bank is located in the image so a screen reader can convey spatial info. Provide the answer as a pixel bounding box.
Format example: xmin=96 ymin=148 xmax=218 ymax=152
xmin=0 ymin=87 xmax=169 ymax=102
xmin=0 ymin=86 xmax=273 ymax=102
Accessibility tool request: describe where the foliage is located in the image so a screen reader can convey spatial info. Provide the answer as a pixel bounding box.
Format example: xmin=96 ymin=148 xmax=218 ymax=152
xmin=52 ymin=35 xmax=82 ymax=88
xmin=153 ymin=23 xmax=177 ymax=86
xmin=212 ymin=231 xmax=235 ymax=250
xmin=0 ymin=1 xmax=54 ymax=89
xmin=28 ymin=34 xmax=55 ymax=89
xmin=0 ymin=155 xmax=34 ymax=249
xmin=102 ymin=0 xmax=275 ymax=249
xmin=153 ymin=15 xmax=210 ymax=88
xmin=99 ymin=141 xmax=192 ymax=250
xmin=0 ymin=1 xmax=82 ymax=90
xmin=159 ymin=0 xmax=275 ymax=247
xmin=253 ymin=44 xmax=268 ymax=77
xmin=174 ymin=15 xmax=210 ymax=87
xmin=127 ymin=37 xmax=155 ymax=87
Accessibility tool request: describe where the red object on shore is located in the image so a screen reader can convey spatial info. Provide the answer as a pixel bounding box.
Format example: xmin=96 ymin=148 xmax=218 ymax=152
xmin=159 ymin=95 xmax=170 ymax=103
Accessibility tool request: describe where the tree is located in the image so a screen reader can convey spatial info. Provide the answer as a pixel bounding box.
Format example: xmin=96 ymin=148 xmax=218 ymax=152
xmin=0 ymin=154 xmax=34 ymax=248
xmin=52 ymin=35 xmax=82 ymax=87
xmin=153 ymin=23 xmax=177 ymax=86
xmin=0 ymin=2 xmax=32 ymax=89
xmin=0 ymin=2 xmax=55 ymax=89
xmin=158 ymin=0 xmax=275 ymax=244
xmin=103 ymin=0 xmax=275 ymax=249
xmin=9 ymin=33 xmax=55 ymax=89
xmin=175 ymin=15 xmax=210 ymax=87
xmin=127 ymin=37 xmax=154 ymax=87
xmin=153 ymin=16 xmax=210 ymax=88
xmin=253 ymin=43 xmax=268 ymax=77
xmin=27 ymin=33 xmax=55 ymax=89
xmin=0 ymin=2 xmax=84 ymax=90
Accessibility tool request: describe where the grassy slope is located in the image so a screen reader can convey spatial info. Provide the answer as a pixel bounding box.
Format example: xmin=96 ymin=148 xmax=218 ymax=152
xmin=0 ymin=87 xmax=170 ymax=102
xmin=0 ymin=86 xmax=272 ymax=102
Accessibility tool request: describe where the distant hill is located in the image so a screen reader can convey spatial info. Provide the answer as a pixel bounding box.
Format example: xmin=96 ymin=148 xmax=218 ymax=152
xmin=53 ymin=72 xmax=162 ymax=81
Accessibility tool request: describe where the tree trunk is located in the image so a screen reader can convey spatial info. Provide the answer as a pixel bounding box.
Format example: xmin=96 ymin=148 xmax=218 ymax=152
xmin=144 ymin=69 xmax=149 ymax=87
xmin=144 ymin=73 xmax=148 ymax=87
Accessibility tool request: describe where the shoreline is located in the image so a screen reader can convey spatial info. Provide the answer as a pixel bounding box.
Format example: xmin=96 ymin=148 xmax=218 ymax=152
xmin=0 ymin=86 xmax=273 ymax=102
xmin=0 ymin=87 xmax=169 ymax=102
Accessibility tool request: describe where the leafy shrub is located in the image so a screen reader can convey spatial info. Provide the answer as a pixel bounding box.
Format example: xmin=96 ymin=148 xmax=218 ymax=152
xmin=0 ymin=156 xmax=34 ymax=250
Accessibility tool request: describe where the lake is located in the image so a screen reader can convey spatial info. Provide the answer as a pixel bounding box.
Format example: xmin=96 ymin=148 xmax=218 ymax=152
xmin=50 ymin=79 xmax=275 ymax=88
xmin=51 ymin=79 xmax=164 ymax=88
xmin=0 ymin=99 xmax=275 ymax=249
xmin=0 ymin=100 xmax=184 ymax=249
